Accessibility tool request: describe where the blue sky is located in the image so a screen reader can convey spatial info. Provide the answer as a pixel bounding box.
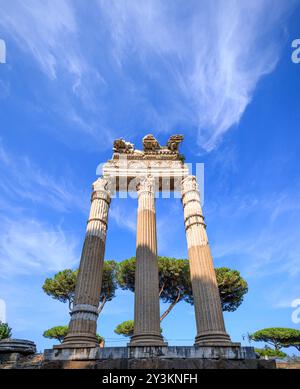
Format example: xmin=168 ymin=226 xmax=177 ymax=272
xmin=0 ymin=0 xmax=300 ymax=354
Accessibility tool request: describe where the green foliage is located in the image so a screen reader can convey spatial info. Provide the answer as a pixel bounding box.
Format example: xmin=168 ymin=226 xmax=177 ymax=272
xmin=250 ymin=328 xmax=300 ymax=351
xmin=117 ymin=257 xmax=191 ymax=321
xmin=117 ymin=258 xmax=136 ymax=292
xmin=117 ymin=257 xmax=248 ymax=319
xmin=158 ymin=257 xmax=193 ymax=305
xmin=0 ymin=321 xmax=12 ymax=340
xmin=215 ymin=267 xmax=248 ymax=312
xmin=255 ymin=347 xmax=287 ymax=358
xmin=42 ymin=261 xmax=118 ymax=312
xmin=43 ymin=269 xmax=77 ymax=310
xmin=114 ymin=320 xmax=163 ymax=337
xmin=100 ymin=260 xmax=118 ymax=307
xmin=43 ymin=325 xmax=104 ymax=344
xmin=117 ymin=257 xmax=192 ymax=303
xmin=114 ymin=320 xmax=134 ymax=337
xmin=288 ymin=342 xmax=300 ymax=352
xmin=43 ymin=326 xmax=68 ymax=343
xmin=96 ymin=334 xmax=105 ymax=344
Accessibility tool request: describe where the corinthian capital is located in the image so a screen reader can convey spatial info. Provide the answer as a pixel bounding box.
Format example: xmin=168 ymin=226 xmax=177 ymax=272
xmin=137 ymin=175 xmax=156 ymax=195
xmin=92 ymin=177 xmax=111 ymax=193
xmin=181 ymin=175 xmax=199 ymax=195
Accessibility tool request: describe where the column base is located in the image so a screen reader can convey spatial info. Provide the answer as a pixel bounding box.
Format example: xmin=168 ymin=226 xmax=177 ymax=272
xmin=56 ymin=333 xmax=99 ymax=349
xmin=129 ymin=333 xmax=167 ymax=347
xmin=195 ymin=332 xmax=235 ymax=347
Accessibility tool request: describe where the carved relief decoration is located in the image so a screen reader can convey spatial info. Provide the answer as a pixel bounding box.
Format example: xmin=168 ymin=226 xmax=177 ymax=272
xmin=111 ymin=134 xmax=184 ymax=161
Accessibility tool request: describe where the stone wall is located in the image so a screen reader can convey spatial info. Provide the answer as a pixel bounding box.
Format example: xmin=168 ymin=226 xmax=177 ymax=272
xmin=276 ymin=361 xmax=300 ymax=369
xmin=0 ymin=354 xmax=275 ymax=369
xmin=0 ymin=353 xmax=43 ymax=369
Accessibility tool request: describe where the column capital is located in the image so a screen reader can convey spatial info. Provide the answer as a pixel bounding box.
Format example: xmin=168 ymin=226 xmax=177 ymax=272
xmin=92 ymin=177 xmax=114 ymax=204
xmin=92 ymin=177 xmax=112 ymax=193
xmin=181 ymin=175 xmax=199 ymax=195
xmin=136 ymin=175 xmax=156 ymax=195
xmin=87 ymin=177 xmax=112 ymax=241
xmin=135 ymin=176 xmax=156 ymax=213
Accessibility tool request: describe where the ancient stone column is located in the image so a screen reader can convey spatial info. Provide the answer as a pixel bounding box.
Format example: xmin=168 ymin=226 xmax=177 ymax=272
xmin=181 ymin=175 xmax=231 ymax=346
xmin=129 ymin=176 xmax=166 ymax=346
xmin=60 ymin=178 xmax=111 ymax=348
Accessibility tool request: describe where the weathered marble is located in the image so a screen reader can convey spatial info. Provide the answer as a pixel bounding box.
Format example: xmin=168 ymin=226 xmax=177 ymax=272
xmin=59 ymin=178 xmax=111 ymax=348
xmin=0 ymin=339 xmax=36 ymax=354
xmin=48 ymin=135 xmax=246 ymax=354
xmin=181 ymin=175 xmax=232 ymax=346
xmin=129 ymin=177 xmax=166 ymax=346
xmin=0 ymin=345 xmax=277 ymax=369
xmin=102 ymin=134 xmax=188 ymax=192
xmin=0 ymin=339 xmax=37 ymax=365
xmin=44 ymin=345 xmax=257 ymax=361
xmin=41 ymin=345 xmax=277 ymax=371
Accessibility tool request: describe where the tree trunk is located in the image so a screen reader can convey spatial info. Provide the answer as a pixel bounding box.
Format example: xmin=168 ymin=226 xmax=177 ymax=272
xmin=274 ymin=342 xmax=281 ymax=351
xmin=159 ymin=283 xmax=165 ymax=297
xmin=98 ymin=295 xmax=107 ymax=314
xmin=160 ymin=291 xmax=182 ymax=322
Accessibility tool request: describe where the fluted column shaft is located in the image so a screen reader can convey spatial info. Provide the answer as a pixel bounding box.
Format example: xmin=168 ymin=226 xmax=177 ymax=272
xmin=181 ymin=175 xmax=231 ymax=346
xmin=61 ymin=178 xmax=111 ymax=348
xmin=130 ymin=176 xmax=166 ymax=346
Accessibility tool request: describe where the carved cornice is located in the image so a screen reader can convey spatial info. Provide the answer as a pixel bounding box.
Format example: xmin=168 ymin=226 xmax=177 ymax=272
xmin=101 ymin=135 xmax=189 ymax=191
xmin=113 ymin=139 xmax=135 ymax=154
xmin=167 ymin=135 xmax=184 ymax=152
xmin=111 ymin=134 xmax=185 ymax=161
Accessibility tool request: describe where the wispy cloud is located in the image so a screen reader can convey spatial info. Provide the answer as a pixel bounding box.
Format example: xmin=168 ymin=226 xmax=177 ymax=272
xmin=210 ymin=189 xmax=300 ymax=280
xmin=108 ymin=197 xmax=187 ymax=257
xmin=0 ymin=217 xmax=78 ymax=279
xmin=0 ymin=143 xmax=89 ymax=214
xmin=0 ymin=0 xmax=79 ymax=81
xmin=98 ymin=0 xmax=294 ymax=151
xmin=0 ymin=0 xmax=111 ymax=149
xmin=267 ymin=283 xmax=300 ymax=310
xmin=109 ymin=201 xmax=137 ymax=233
xmin=214 ymin=228 xmax=300 ymax=278
xmin=0 ymin=144 xmax=85 ymax=279
xmin=0 ymin=1 xmax=295 ymax=152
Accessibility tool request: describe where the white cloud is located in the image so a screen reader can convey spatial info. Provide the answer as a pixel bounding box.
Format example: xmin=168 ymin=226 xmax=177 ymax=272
xmin=0 ymin=0 xmax=115 ymax=149
xmin=0 ymin=144 xmax=85 ymax=279
xmin=0 ymin=143 xmax=89 ymax=214
xmin=210 ymin=190 xmax=300 ymax=280
xmin=109 ymin=202 xmax=137 ymax=233
xmin=214 ymin=229 xmax=300 ymax=278
xmin=97 ymin=0 xmax=294 ymax=151
xmin=0 ymin=218 xmax=78 ymax=278
xmin=260 ymin=281 xmax=300 ymax=312
xmin=0 ymin=0 xmax=78 ymax=80
xmin=0 ymin=0 xmax=106 ymax=111
xmin=0 ymin=1 xmax=296 ymax=152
